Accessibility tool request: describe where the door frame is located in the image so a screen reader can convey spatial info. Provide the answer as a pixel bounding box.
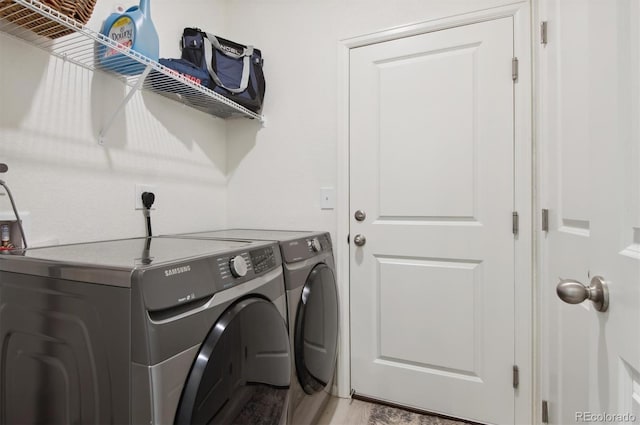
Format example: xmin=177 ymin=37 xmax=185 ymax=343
xmin=335 ymin=2 xmax=534 ymax=423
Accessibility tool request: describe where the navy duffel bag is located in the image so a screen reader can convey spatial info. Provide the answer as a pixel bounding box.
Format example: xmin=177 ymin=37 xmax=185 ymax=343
xmin=157 ymin=58 xmax=211 ymax=87
xmin=181 ymin=27 xmax=265 ymax=113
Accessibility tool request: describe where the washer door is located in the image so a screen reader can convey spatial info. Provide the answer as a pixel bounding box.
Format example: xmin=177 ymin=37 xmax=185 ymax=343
xmin=294 ymin=263 xmax=339 ymax=394
xmin=175 ymin=297 xmax=290 ymax=425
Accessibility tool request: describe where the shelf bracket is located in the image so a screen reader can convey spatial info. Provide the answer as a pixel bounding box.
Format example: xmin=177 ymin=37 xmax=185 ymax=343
xmin=98 ymin=65 xmax=153 ymax=145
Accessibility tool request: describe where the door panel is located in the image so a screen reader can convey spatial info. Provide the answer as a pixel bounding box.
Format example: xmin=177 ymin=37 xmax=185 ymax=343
xmin=350 ymin=17 xmax=515 ymax=424
xmin=378 ymin=45 xmax=477 ymax=218
xmin=540 ymin=0 xmax=640 ymax=423
xmin=378 ymin=257 xmax=482 ymax=374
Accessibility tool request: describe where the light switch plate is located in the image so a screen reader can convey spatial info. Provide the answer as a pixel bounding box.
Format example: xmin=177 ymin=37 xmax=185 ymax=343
xmin=320 ymin=187 xmax=335 ymax=210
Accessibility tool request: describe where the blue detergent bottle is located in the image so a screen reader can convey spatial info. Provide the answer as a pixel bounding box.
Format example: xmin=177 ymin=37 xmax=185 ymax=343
xmin=98 ymin=0 xmax=159 ymax=75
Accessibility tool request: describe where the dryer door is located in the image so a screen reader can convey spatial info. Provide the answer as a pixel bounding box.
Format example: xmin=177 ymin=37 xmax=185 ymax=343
xmin=175 ymin=297 xmax=290 ymax=425
xmin=294 ymin=263 xmax=339 ymax=394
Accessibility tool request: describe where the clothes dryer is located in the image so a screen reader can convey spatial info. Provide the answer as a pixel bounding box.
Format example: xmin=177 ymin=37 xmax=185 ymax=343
xmin=166 ymin=230 xmax=339 ymax=425
xmin=0 ymin=237 xmax=290 ymax=425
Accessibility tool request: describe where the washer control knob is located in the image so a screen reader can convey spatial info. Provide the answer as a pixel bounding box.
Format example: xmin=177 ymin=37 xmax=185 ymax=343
xmin=229 ymin=255 xmax=248 ymax=278
xmin=309 ymin=238 xmax=322 ymax=252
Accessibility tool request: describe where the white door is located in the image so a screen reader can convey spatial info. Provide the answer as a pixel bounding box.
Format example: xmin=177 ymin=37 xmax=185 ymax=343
xmin=349 ymin=18 xmax=516 ymax=424
xmin=539 ymin=1 xmax=640 ymax=423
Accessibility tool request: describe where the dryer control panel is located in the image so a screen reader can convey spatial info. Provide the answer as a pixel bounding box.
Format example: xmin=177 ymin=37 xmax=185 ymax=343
xmin=280 ymin=232 xmax=332 ymax=263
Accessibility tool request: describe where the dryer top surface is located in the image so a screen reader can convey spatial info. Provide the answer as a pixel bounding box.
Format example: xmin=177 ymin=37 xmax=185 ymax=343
xmin=174 ymin=229 xmax=326 ymax=242
xmin=169 ymin=229 xmax=333 ymax=264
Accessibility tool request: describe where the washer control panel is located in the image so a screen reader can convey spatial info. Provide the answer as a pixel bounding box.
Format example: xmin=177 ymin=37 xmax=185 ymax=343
xmin=215 ymin=245 xmax=278 ymax=289
xmin=140 ymin=242 xmax=282 ymax=312
xmin=229 ymin=255 xmax=248 ymax=277
xmin=250 ymin=246 xmax=277 ymax=274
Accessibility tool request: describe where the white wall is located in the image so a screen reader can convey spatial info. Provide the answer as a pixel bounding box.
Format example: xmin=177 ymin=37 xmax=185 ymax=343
xmin=224 ymin=0 xmax=524 ymax=241
xmin=0 ymin=0 xmax=524 ymax=245
xmin=0 ymin=0 xmax=230 ymax=246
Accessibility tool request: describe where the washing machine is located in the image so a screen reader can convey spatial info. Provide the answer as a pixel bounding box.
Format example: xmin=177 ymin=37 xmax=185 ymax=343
xmin=165 ymin=229 xmax=339 ymax=425
xmin=0 ymin=236 xmax=290 ymax=425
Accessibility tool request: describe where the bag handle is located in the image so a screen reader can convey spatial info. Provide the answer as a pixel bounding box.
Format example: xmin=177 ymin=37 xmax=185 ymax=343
xmin=203 ymin=32 xmax=253 ymax=94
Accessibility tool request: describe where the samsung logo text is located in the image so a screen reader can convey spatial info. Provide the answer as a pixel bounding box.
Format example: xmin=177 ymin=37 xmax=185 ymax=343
xmin=164 ymin=265 xmax=191 ymax=277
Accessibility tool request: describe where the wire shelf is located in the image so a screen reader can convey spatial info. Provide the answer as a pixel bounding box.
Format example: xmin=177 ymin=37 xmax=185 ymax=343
xmin=0 ymin=0 xmax=263 ymax=129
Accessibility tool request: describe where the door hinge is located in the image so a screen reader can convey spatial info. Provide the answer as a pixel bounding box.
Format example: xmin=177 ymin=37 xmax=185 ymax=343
xmin=347 ymin=234 xmax=350 ymax=244
xmin=512 ymin=365 xmax=519 ymax=389
xmin=541 ymin=21 xmax=548 ymax=45
xmin=512 ymin=211 xmax=519 ymax=236
xmin=512 ymin=57 xmax=519 ymax=82
xmin=542 ymin=400 xmax=549 ymax=423
xmin=542 ymin=209 xmax=549 ymax=232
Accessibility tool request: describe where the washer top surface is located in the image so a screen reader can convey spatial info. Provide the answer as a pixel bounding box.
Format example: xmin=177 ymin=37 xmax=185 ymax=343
xmin=0 ymin=237 xmax=276 ymax=287
xmin=12 ymin=237 xmax=257 ymax=269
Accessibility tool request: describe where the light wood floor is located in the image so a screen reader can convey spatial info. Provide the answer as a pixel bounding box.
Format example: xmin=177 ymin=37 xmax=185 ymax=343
xmin=317 ymin=397 xmax=372 ymax=425
xmin=317 ymin=397 xmax=469 ymax=425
